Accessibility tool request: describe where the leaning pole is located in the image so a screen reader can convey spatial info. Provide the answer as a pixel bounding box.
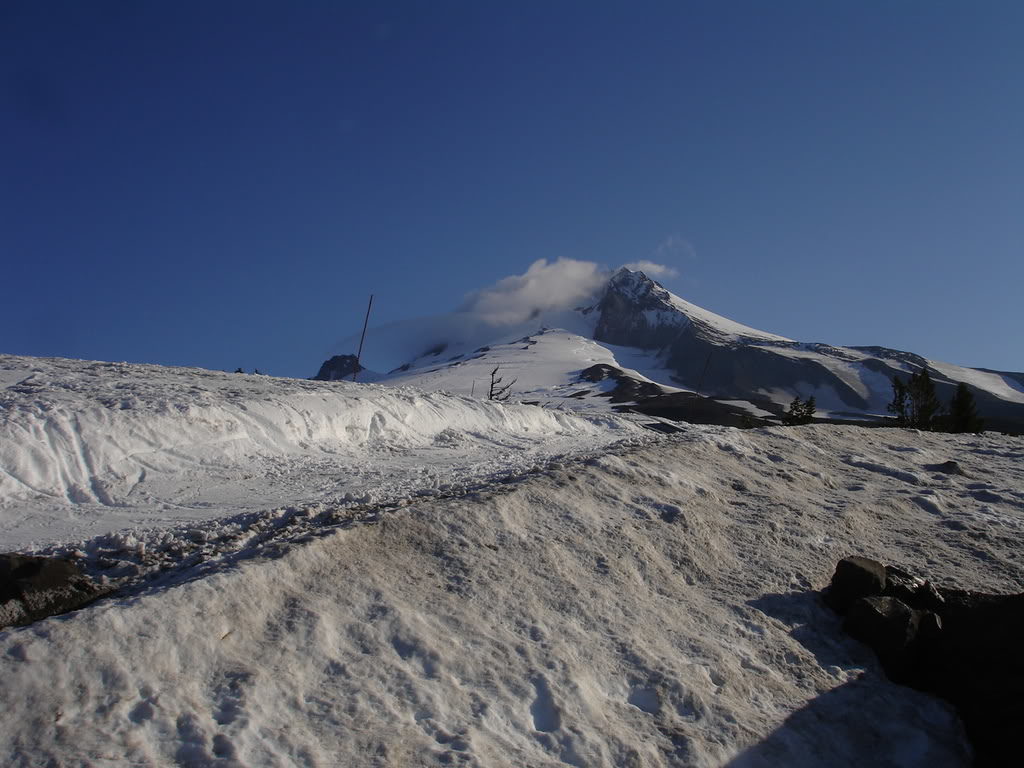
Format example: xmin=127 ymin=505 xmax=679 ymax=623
xmin=353 ymin=294 xmax=374 ymax=382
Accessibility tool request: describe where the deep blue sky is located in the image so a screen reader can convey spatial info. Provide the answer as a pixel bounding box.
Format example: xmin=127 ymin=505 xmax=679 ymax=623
xmin=2 ymin=1 xmax=1021 ymax=377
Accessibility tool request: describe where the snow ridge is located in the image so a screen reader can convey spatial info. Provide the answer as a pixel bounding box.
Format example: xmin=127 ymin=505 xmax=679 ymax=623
xmin=0 ymin=355 xmax=648 ymax=549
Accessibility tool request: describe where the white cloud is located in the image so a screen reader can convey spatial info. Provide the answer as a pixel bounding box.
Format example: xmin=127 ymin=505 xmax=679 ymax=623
xmin=621 ymin=235 xmax=697 ymax=278
xmin=621 ymin=260 xmax=679 ymax=279
xmin=459 ymin=246 xmax=693 ymax=328
xmin=655 ymin=234 xmax=697 ymax=263
xmin=460 ymin=258 xmax=608 ymax=326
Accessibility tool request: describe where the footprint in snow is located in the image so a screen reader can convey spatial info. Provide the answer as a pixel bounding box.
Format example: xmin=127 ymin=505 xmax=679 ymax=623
xmin=530 ymin=675 xmax=561 ymax=732
xmin=392 ymin=634 xmax=440 ymax=679
xmin=128 ymin=687 xmax=158 ymax=724
xmin=211 ymin=670 xmax=252 ymax=726
xmin=627 ymin=686 xmax=661 ymax=715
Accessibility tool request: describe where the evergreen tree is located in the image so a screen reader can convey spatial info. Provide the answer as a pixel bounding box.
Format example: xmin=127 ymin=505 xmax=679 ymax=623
xmin=948 ymin=382 xmax=984 ymax=433
xmin=783 ymin=395 xmax=816 ymax=426
xmin=887 ymin=377 xmax=909 ymax=427
xmin=908 ymin=368 xmax=942 ymax=430
xmin=783 ymin=397 xmax=802 ymax=426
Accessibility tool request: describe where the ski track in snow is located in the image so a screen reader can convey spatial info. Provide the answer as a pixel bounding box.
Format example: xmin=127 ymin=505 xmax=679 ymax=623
xmin=1 ymin=355 xmax=1023 ymax=766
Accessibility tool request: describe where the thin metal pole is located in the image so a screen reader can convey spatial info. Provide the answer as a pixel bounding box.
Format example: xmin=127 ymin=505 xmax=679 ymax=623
xmin=353 ymin=294 xmax=374 ymax=382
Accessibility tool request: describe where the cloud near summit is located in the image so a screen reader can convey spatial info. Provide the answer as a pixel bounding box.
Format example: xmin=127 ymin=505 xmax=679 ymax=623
xmin=460 ymin=258 xmax=606 ymax=326
xmin=622 ymin=260 xmax=679 ymax=279
xmin=460 ymin=257 xmax=676 ymax=326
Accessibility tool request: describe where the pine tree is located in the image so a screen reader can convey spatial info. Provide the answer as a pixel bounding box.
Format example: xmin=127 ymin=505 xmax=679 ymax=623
xmin=948 ymin=382 xmax=984 ymax=433
xmin=783 ymin=395 xmax=816 ymax=426
xmin=804 ymin=396 xmax=816 ymax=422
xmin=908 ymin=368 xmax=942 ymax=430
xmin=783 ymin=397 xmax=802 ymax=426
xmin=887 ymin=377 xmax=909 ymax=427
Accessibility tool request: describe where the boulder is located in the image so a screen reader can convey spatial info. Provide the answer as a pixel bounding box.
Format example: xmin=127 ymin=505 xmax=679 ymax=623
xmin=824 ymin=556 xmax=887 ymax=613
xmin=824 ymin=556 xmax=1024 ymax=766
xmin=312 ymin=354 xmax=362 ymax=381
xmin=883 ymin=565 xmax=945 ymax=613
xmin=0 ymin=553 xmax=108 ymax=630
xmin=843 ymin=596 xmax=923 ymax=683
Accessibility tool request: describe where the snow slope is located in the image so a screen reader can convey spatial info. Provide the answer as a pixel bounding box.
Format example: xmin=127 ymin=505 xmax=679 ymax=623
xmin=605 ymin=267 xmax=791 ymax=344
xmin=0 ymin=354 xmax=648 ymax=550
xmin=382 ymin=329 xmax=685 ymax=405
xmin=4 ymin=425 xmax=1022 ymax=766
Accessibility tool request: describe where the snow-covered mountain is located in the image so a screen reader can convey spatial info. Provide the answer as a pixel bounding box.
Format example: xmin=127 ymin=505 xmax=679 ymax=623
xmin=322 ymin=268 xmax=1024 ymax=431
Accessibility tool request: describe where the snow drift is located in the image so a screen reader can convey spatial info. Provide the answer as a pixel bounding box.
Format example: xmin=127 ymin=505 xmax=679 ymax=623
xmin=0 ymin=355 xmax=646 ymax=549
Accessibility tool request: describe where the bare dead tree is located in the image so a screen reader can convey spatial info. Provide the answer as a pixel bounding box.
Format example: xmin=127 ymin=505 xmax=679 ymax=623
xmin=488 ymin=366 xmax=517 ymax=401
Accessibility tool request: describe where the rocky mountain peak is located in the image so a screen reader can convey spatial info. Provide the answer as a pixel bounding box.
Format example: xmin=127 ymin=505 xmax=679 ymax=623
xmin=605 ymin=267 xmax=672 ymax=309
xmin=594 ymin=268 xmax=687 ymax=349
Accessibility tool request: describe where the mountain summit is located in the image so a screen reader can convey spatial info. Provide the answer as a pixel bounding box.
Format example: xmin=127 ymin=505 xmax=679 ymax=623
xmin=318 ymin=268 xmax=1024 ymax=431
xmin=595 ymin=267 xmax=790 ymax=347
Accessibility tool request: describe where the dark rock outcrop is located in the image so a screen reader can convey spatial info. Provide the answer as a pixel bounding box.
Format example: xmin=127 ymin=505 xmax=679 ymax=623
xmin=824 ymin=555 xmax=1024 ymax=765
xmin=1 ymin=553 xmax=109 ymax=630
xmin=578 ymin=364 xmax=665 ymax=403
xmin=843 ymin=596 xmax=922 ymax=683
xmin=312 ymin=354 xmax=362 ymax=381
xmin=824 ymin=555 xmax=888 ymax=613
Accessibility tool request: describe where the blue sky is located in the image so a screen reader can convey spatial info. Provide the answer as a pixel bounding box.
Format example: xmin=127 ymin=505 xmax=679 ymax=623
xmin=2 ymin=1 xmax=1021 ymax=377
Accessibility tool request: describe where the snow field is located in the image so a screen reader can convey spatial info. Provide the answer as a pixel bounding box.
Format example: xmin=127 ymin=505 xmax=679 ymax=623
xmin=0 ymin=355 xmax=648 ymax=549
xmin=4 ymin=425 xmax=1021 ymax=766
xmin=382 ymin=329 xmax=683 ymax=405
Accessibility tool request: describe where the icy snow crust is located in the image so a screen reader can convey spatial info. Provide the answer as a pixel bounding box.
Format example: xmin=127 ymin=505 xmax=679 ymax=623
xmin=0 ymin=354 xmax=648 ymax=550
xmin=4 ymin=424 xmax=1023 ymax=766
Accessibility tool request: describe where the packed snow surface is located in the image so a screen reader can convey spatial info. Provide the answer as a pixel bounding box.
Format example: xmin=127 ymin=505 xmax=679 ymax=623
xmin=4 ymin=424 xmax=1022 ymax=765
xmin=1 ymin=354 xmax=1022 ymax=766
xmin=0 ymin=355 xmax=647 ymax=550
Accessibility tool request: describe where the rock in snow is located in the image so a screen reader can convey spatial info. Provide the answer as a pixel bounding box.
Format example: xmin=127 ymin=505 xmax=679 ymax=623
xmin=823 ymin=555 xmax=889 ymax=614
xmin=311 ymin=354 xmax=363 ymax=381
xmin=0 ymin=553 xmax=108 ymax=629
xmin=827 ymin=555 xmax=1024 ymax=766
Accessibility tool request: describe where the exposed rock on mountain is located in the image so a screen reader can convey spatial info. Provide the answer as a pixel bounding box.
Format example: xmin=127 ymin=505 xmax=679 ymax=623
xmin=312 ymin=354 xmax=363 ymax=381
